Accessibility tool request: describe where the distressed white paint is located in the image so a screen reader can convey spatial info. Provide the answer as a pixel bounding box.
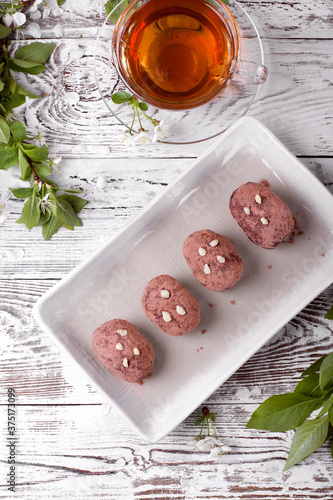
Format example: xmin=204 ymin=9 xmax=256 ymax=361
xmin=0 ymin=0 xmax=333 ymax=498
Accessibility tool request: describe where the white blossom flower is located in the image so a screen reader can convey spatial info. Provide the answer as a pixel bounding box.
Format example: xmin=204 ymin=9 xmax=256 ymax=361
xmin=27 ymin=0 xmax=43 ymax=13
xmin=221 ymin=445 xmax=232 ymax=454
xmin=43 ymin=7 xmax=51 ymax=19
xmin=25 ymin=22 xmax=42 ymax=38
xmin=12 ymin=12 xmax=27 ymax=26
xmin=209 ymin=445 xmax=232 ymax=458
xmin=53 ymin=157 xmax=62 ymax=165
xmin=70 ymin=47 xmax=85 ymax=61
xmin=52 ymin=7 xmax=64 ymax=17
xmin=1 ymin=189 xmax=11 ymax=204
xmin=96 ymin=174 xmax=107 ymax=190
xmin=135 ymin=130 xmax=152 ymax=145
xmin=66 ymin=92 xmax=80 ymax=105
xmin=3 ymin=12 xmax=26 ymax=27
xmin=30 ymin=10 xmax=42 ymax=20
xmin=53 ymin=23 xmax=63 ymax=38
xmin=3 ymin=14 xmax=12 ymax=27
xmin=152 ymin=121 xmax=171 ymax=142
xmin=115 ymin=131 xmax=137 ymax=147
xmin=37 ymin=193 xmax=53 ymax=214
xmin=35 ymin=133 xmax=47 ymax=147
xmin=194 ymin=436 xmax=224 ymax=451
xmin=0 ymin=207 xmax=10 ymax=225
xmin=209 ymin=447 xmax=222 ymax=458
xmin=91 ymin=0 xmax=106 ymax=13
xmin=89 ymin=117 xmax=100 ymax=127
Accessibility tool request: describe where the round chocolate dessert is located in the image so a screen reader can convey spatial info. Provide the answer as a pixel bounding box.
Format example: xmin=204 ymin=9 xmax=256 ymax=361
xmin=229 ymin=181 xmax=294 ymax=249
xmin=92 ymin=319 xmax=154 ymax=384
xmin=141 ymin=274 xmax=200 ymax=336
xmin=183 ymin=229 xmax=244 ymax=291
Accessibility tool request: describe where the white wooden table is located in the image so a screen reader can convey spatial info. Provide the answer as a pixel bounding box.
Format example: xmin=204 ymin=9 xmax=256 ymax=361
xmin=1 ymin=0 xmax=333 ymax=498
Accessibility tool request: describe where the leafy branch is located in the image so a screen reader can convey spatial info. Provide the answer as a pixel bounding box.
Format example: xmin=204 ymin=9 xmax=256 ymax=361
xmin=247 ymin=340 xmax=333 ymax=470
xmin=0 ymin=0 xmax=86 ymax=240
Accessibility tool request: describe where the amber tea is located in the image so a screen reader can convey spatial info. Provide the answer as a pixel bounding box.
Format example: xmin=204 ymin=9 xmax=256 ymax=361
xmin=112 ymin=0 xmax=240 ymax=110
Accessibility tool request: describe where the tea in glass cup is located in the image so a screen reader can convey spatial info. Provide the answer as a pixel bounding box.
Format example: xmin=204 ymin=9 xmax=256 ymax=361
xmin=112 ymin=0 xmax=240 ymax=110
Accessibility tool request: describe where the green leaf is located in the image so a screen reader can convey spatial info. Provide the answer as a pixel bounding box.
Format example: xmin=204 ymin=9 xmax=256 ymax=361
xmin=2 ymin=92 xmax=26 ymax=111
xmin=0 ymin=103 xmax=7 ymax=116
xmin=55 ymin=198 xmax=82 ymax=230
xmin=20 ymin=143 xmax=38 ymax=151
xmin=0 ymin=24 xmax=12 ymax=39
xmin=319 ymin=352 xmax=333 ymax=391
xmin=9 ymin=187 xmax=33 ymax=199
xmin=8 ymin=59 xmax=46 ymax=75
xmin=325 ymin=306 xmax=333 ymax=320
xmin=18 ymin=148 xmax=31 ymax=180
xmin=283 ymin=415 xmax=330 ymax=470
xmin=0 ymin=146 xmax=18 ymax=170
xmin=33 ymin=163 xmax=52 ymax=177
xmin=42 ymin=214 xmax=61 ymax=240
xmin=195 ymin=416 xmax=205 ymax=426
xmin=302 ymin=354 xmax=327 ymax=377
xmin=37 ymin=211 xmax=51 ymax=226
xmin=330 ymin=439 xmax=333 ymax=459
xmin=138 ymin=102 xmax=148 ymax=111
xmin=23 ymin=145 xmax=49 ymax=162
xmin=317 ymin=391 xmax=333 ymax=418
xmin=15 ymin=82 xmax=40 ymax=99
xmin=16 ymin=191 xmax=40 ymax=230
xmin=111 ymin=91 xmax=133 ymax=104
xmin=105 ymin=0 xmax=130 ymax=21
xmin=62 ymin=188 xmax=84 ymax=194
xmin=0 ymin=81 xmax=4 ymax=93
xmin=11 ymin=122 xmax=26 ymax=142
xmin=35 ymin=172 xmax=55 ymax=184
xmin=57 ymin=0 xmax=67 ymax=5
xmin=246 ymin=393 xmax=322 ymax=432
xmin=328 ymin=405 xmax=333 ymax=427
xmin=0 ymin=118 xmax=10 ymax=144
xmin=15 ymin=42 xmax=55 ymax=65
xmin=57 ymin=194 xmax=87 ymax=214
xmin=294 ymin=373 xmax=326 ymax=399
xmin=9 ymin=78 xmax=17 ymax=94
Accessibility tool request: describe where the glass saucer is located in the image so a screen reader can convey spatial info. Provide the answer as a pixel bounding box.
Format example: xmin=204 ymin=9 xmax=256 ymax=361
xmin=94 ymin=0 xmax=266 ymax=144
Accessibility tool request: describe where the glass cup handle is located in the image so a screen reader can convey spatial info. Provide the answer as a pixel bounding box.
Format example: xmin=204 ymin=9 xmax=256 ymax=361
xmin=236 ymin=60 xmax=268 ymax=85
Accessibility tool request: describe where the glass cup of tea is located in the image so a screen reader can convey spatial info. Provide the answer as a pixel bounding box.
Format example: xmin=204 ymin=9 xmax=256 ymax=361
xmin=112 ymin=0 xmax=267 ymax=111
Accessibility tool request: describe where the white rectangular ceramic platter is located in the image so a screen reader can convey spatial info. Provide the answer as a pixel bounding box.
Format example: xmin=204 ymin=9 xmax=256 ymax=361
xmin=33 ymin=117 xmax=333 ymax=442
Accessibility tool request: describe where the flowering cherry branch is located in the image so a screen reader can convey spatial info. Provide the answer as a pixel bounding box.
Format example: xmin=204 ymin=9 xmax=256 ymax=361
xmin=0 ymin=0 xmax=87 ymax=240
xmin=111 ymin=91 xmax=171 ymax=146
xmin=193 ymin=406 xmax=232 ymax=458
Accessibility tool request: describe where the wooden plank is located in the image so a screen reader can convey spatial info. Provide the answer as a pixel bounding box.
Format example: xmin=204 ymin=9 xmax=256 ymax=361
xmin=0 ymin=1 xmax=332 ymax=497
xmin=0 ymin=157 xmax=189 ymax=277
xmin=0 ymin=404 xmax=332 ymax=499
xmin=5 ymin=38 xmax=333 ymax=158
xmin=0 ymin=278 xmax=332 ymax=405
xmin=0 ymin=158 xmax=332 ymax=278
xmin=26 ymin=0 xmax=333 ymax=40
